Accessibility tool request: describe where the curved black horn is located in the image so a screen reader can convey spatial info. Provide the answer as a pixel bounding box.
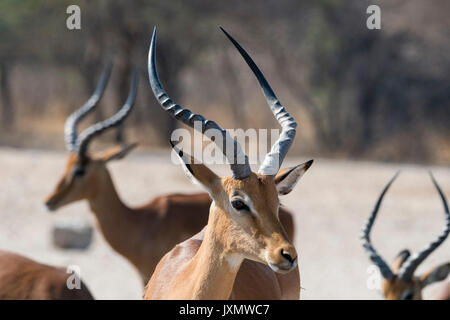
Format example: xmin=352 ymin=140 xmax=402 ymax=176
xmin=76 ymin=68 xmax=139 ymax=158
xmin=64 ymin=63 xmax=113 ymax=151
xmin=399 ymin=172 xmax=450 ymax=281
xmin=148 ymin=27 xmax=251 ymax=180
xmin=360 ymin=172 xmax=400 ymax=279
xmin=220 ymin=27 xmax=297 ymax=176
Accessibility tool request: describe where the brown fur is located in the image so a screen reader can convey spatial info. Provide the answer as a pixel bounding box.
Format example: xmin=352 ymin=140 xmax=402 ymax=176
xmin=144 ymin=166 xmax=305 ymax=300
xmin=382 ymin=252 xmax=450 ymax=300
xmin=0 ymin=250 xmax=93 ymax=300
xmin=44 ymin=150 xmax=296 ymax=295
xmin=144 ymin=227 xmax=300 ymax=300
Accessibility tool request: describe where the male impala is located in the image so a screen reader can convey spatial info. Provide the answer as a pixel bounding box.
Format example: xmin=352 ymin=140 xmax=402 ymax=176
xmin=361 ymin=172 xmax=450 ymax=300
xmin=44 ymin=63 xmax=296 ymax=290
xmin=144 ymin=27 xmax=313 ymax=300
xmin=0 ymin=250 xmax=93 ymax=299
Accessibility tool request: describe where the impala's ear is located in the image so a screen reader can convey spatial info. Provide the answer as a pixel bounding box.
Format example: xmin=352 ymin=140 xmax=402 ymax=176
xmin=274 ymin=160 xmax=313 ymax=195
xmin=421 ymin=263 xmax=450 ymax=288
xmin=170 ymin=141 xmax=220 ymax=194
xmin=391 ymin=249 xmax=411 ymax=273
xmin=98 ymin=143 xmax=138 ymax=162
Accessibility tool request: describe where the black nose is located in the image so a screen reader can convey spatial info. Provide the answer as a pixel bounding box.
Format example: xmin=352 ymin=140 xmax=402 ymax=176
xmin=281 ymin=249 xmax=296 ymax=264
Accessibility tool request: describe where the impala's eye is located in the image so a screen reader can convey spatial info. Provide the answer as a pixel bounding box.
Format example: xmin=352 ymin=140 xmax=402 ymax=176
xmin=72 ymin=166 xmax=85 ymax=177
xmin=231 ymin=200 xmax=250 ymax=212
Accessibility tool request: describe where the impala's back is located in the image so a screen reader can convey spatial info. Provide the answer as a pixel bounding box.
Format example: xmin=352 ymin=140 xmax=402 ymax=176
xmin=0 ymin=251 xmax=93 ymax=300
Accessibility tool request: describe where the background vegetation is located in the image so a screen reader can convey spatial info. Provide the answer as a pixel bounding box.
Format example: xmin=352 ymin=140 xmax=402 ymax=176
xmin=0 ymin=0 xmax=449 ymax=164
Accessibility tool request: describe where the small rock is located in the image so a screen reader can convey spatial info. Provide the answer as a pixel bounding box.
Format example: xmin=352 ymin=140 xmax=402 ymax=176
xmin=52 ymin=220 xmax=93 ymax=250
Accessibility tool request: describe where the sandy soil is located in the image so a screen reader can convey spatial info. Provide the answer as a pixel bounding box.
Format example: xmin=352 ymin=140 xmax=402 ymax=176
xmin=0 ymin=147 xmax=449 ymax=300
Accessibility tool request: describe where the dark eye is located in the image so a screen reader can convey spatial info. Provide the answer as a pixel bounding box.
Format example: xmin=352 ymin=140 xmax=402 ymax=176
xmin=231 ymin=200 xmax=250 ymax=212
xmin=401 ymin=291 xmax=415 ymax=300
xmin=72 ymin=166 xmax=85 ymax=177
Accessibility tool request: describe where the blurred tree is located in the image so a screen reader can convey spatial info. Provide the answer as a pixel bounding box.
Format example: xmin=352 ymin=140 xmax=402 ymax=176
xmin=0 ymin=0 xmax=448 ymax=163
xmin=0 ymin=0 xmax=34 ymax=128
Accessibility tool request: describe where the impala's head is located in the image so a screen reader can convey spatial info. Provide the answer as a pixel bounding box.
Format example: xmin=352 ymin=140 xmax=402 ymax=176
xmin=148 ymin=27 xmax=313 ymax=273
xmin=44 ymin=65 xmax=139 ymax=211
xmin=381 ymin=250 xmax=450 ymax=300
xmin=361 ymin=172 xmax=450 ymax=300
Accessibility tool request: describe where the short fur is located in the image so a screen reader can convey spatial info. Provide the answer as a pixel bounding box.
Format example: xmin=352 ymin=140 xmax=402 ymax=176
xmin=0 ymin=250 xmax=93 ymax=300
xmin=44 ymin=150 xmax=296 ymax=294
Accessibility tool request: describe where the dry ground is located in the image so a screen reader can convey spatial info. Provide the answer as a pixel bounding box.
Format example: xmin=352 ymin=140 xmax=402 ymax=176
xmin=0 ymin=147 xmax=449 ymax=299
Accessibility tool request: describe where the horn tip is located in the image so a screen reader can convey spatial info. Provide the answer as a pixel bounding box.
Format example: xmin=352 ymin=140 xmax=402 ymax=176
xmin=219 ymin=26 xmax=232 ymax=40
xmin=150 ymin=27 xmax=157 ymax=44
xmin=305 ymin=159 xmax=314 ymax=170
xmin=387 ymin=170 xmax=401 ymax=185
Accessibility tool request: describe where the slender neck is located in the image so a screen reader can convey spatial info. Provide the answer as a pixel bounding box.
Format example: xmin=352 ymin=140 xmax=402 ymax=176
xmin=184 ymin=206 xmax=243 ymax=299
xmin=88 ymin=168 xmax=127 ymax=211
xmin=86 ymin=168 xmax=142 ymax=257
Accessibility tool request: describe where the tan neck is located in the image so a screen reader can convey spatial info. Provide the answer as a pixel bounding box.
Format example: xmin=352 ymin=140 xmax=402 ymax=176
xmin=179 ymin=206 xmax=243 ymax=299
xmin=86 ymin=168 xmax=145 ymax=259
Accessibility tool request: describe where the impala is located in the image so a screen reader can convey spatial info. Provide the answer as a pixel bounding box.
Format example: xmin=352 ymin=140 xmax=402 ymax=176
xmin=43 ymin=63 xmax=296 ymax=291
xmin=361 ymin=172 xmax=450 ymax=300
xmin=144 ymin=27 xmax=313 ymax=300
xmin=0 ymin=250 xmax=93 ymax=299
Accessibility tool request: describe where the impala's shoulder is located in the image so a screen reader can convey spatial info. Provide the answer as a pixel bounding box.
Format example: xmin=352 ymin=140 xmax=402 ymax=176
xmin=147 ymin=236 xmax=202 ymax=296
xmin=142 ymin=193 xmax=211 ymax=220
xmin=0 ymin=250 xmax=10 ymax=259
xmin=144 ymin=193 xmax=202 ymax=213
xmin=158 ymin=192 xmax=211 ymax=209
xmin=0 ymin=251 xmax=31 ymax=267
xmin=169 ymin=237 xmax=202 ymax=260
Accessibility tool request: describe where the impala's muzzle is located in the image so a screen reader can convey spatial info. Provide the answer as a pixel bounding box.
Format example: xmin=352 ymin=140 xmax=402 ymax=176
xmin=267 ymin=244 xmax=298 ymax=274
xmin=44 ymin=194 xmax=62 ymax=212
xmin=44 ymin=200 xmax=57 ymax=212
xmin=44 ymin=175 xmax=72 ymax=212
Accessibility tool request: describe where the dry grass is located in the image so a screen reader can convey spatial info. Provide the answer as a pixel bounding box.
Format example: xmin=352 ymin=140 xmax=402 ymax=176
xmin=0 ymin=147 xmax=449 ymax=299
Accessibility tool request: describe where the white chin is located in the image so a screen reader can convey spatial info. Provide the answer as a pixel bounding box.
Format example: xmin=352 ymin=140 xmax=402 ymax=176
xmin=268 ymin=263 xmax=281 ymax=272
xmin=268 ymin=262 xmax=295 ymax=274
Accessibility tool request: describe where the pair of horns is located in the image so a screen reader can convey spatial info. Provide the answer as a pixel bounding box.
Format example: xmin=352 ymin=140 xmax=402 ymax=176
xmin=361 ymin=172 xmax=450 ymax=281
xmin=65 ymin=64 xmax=139 ymax=158
xmin=148 ymin=27 xmax=296 ymax=179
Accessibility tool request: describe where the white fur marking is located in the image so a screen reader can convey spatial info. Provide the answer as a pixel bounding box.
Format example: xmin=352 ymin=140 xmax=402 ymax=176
xmin=226 ymin=253 xmax=243 ymax=270
xmin=241 ymin=192 xmax=258 ymax=217
xmin=173 ymin=149 xmax=212 ymax=196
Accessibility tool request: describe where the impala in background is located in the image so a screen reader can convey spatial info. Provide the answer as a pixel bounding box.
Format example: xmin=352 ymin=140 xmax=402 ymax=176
xmin=0 ymin=250 xmax=93 ymax=300
xmin=361 ymin=172 xmax=450 ymax=300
